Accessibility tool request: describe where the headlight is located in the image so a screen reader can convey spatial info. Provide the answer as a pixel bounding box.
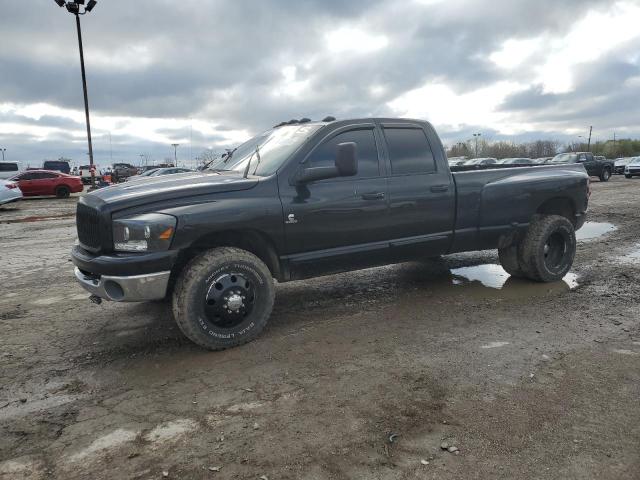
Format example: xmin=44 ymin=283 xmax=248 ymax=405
xmin=113 ymin=213 xmax=176 ymax=252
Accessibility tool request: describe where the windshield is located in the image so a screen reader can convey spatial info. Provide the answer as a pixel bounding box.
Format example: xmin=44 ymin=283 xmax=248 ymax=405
xmin=206 ymin=124 xmax=322 ymax=176
xmin=630 ymin=157 xmax=640 ymax=165
xmin=550 ymin=153 xmax=577 ymax=164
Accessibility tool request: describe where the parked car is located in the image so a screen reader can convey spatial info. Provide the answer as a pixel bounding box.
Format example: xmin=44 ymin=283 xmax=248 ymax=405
xmin=448 ymin=157 xmax=468 ymax=167
xmin=147 ymin=167 xmax=193 ymax=177
xmin=614 ymin=157 xmax=634 ymax=175
xmin=111 ymin=163 xmax=138 ymax=183
xmin=548 ymin=152 xmax=613 ymax=182
xmin=0 ymin=179 xmax=22 ymax=205
xmin=498 ymin=158 xmax=534 ymax=165
xmin=534 ymin=157 xmax=554 ymax=164
xmin=126 ymin=168 xmax=159 ymax=181
xmin=624 ymin=157 xmax=640 ymax=178
xmin=43 ymin=160 xmax=71 ymax=174
xmin=11 ymin=170 xmax=84 ymax=198
xmin=0 ymin=162 xmax=21 ymax=180
xmin=72 ymin=117 xmax=589 ymax=350
xmin=79 ymin=165 xmax=95 ymax=184
xmin=464 ymin=157 xmax=498 ymax=166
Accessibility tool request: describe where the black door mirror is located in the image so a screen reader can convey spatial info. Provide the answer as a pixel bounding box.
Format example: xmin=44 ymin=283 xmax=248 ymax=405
xmin=294 ymin=142 xmax=359 ymax=184
xmin=335 ymin=142 xmax=358 ymax=176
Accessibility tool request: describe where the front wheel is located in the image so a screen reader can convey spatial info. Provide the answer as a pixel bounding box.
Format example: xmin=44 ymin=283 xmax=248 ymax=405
xmin=172 ymin=247 xmax=275 ymax=350
xmin=55 ymin=185 xmax=70 ymax=198
xmin=599 ymin=168 xmax=611 ymax=182
xmin=518 ymin=214 xmax=576 ymax=282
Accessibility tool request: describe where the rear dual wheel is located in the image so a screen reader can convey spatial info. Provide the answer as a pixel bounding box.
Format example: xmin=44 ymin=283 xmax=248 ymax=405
xmin=498 ymin=214 xmax=576 ymax=282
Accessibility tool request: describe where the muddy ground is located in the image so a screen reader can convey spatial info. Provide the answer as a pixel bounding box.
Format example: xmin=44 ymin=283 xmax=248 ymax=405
xmin=1 ymin=177 xmax=639 ymax=480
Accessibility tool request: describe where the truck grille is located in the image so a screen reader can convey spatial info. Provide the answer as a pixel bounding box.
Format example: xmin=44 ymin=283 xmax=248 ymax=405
xmin=76 ymin=203 xmax=102 ymax=251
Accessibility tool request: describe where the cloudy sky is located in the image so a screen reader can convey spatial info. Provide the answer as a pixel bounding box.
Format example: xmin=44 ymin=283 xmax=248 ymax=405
xmin=1 ymin=0 xmax=639 ymax=167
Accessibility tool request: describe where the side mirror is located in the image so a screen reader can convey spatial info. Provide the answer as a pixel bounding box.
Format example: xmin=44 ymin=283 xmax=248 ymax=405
xmin=335 ymin=142 xmax=358 ymax=176
xmin=294 ymin=142 xmax=359 ymax=184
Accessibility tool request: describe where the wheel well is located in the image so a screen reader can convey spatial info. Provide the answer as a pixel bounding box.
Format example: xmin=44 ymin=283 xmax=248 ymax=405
xmin=536 ymin=197 xmax=576 ymax=226
xmin=180 ymin=230 xmax=281 ymax=280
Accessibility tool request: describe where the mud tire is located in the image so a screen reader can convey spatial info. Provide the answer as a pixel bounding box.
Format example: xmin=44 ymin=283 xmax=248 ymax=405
xmin=172 ymin=247 xmax=275 ymax=350
xmin=599 ymin=168 xmax=611 ymax=182
xmin=498 ymin=245 xmax=526 ymax=278
xmin=518 ymin=214 xmax=576 ymax=282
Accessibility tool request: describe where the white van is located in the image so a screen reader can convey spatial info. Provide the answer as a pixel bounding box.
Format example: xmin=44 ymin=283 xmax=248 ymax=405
xmin=0 ymin=162 xmax=20 ymax=180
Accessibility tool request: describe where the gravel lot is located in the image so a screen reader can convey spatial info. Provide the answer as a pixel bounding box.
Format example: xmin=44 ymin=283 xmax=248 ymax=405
xmin=1 ymin=177 xmax=639 ymax=480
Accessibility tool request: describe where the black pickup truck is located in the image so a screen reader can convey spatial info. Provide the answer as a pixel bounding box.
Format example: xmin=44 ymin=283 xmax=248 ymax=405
xmin=72 ymin=118 xmax=590 ymax=350
xmin=548 ymin=152 xmax=613 ymax=182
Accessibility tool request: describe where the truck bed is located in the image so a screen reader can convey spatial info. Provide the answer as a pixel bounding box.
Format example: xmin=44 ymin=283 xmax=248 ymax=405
xmin=448 ymin=163 xmax=589 ymax=253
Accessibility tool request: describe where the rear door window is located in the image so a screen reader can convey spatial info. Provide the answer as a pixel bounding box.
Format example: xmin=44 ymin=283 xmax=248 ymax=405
xmin=383 ymin=127 xmax=436 ymax=175
xmin=0 ymin=163 xmax=18 ymax=172
xmin=307 ymin=128 xmax=380 ymax=178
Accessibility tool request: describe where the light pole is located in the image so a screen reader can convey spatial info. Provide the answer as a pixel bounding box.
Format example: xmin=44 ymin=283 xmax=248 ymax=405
xmin=54 ymin=0 xmax=98 ymax=189
xmin=1 ymin=148 xmax=5 ymax=162
xmin=171 ymin=143 xmax=179 ymax=166
xmin=472 ymin=133 xmax=481 ymax=158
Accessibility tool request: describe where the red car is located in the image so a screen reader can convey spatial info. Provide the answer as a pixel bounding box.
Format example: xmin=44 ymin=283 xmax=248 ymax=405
xmin=10 ymin=170 xmax=84 ymax=198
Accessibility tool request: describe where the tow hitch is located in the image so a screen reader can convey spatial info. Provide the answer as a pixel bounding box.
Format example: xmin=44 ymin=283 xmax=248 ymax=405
xmin=89 ymin=294 xmax=103 ymax=305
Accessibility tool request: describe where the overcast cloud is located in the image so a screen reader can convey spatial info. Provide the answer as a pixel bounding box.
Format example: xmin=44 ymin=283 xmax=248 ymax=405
xmin=1 ymin=0 xmax=639 ymax=167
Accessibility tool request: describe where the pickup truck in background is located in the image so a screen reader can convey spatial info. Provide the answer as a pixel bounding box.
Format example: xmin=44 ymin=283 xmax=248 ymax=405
xmin=549 ymin=152 xmax=613 ymax=182
xmin=72 ymin=117 xmax=590 ymax=350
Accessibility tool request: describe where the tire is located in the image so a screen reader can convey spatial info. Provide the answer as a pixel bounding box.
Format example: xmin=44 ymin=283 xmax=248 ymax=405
xmin=518 ymin=214 xmax=576 ymax=282
xmin=625 ymin=174 xmax=632 ymax=179
xmin=55 ymin=185 xmax=70 ymax=198
xmin=172 ymin=247 xmax=275 ymax=350
xmin=599 ymin=168 xmax=611 ymax=182
xmin=498 ymin=244 xmax=526 ymax=278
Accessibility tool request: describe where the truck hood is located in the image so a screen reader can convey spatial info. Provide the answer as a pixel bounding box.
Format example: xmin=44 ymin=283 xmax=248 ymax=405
xmin=84 ymin=171 xmax=259 ymax=210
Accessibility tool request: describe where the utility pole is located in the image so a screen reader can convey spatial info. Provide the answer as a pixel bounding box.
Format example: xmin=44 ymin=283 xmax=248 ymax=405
xmin=613 ymin=132 xmax=616 ymax=158
xmin=54 ymin=0 xmax=99 ymax=190
xmin=1 ymin=148 xmax=5 ymax=162
xmin=587 ymin=126 xmax=592 ymax=151
xmin=172 ymin=143 xmax=179 ymax=166
xmin=472 ymin=133 xmax=481 ymax=158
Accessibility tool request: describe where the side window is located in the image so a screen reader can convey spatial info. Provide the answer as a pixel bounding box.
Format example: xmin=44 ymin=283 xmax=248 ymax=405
xmin=18 ymin=172 xmax=34 ymax=180
xmin=307 ymin=128 xmax=380 ymax=178
xmin=0 ymin=163 xmax=18 ymax=172
xmin=33 ymin=172 xmax=57 ymax=180
xmin=578 ymin=153 xmax=587 ymax=162
xmin=383 ymin=127 xmax=436 ymax=175
xmin=586 ymin=153 xmax=594 ymax=161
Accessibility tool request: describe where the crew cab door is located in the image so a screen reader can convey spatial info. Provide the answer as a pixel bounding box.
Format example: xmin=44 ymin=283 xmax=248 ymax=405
xmin=279 ymin=124 xmax=389 ymax=275
xmin=580 ymin=152 xmax=598 ymax=176
xmin=380 ymin=123 xmax=455 ymax=256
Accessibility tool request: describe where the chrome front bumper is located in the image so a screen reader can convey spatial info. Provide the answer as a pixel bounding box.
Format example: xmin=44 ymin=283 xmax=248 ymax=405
xmin=74 ymin=267 xmax=170 ymax=302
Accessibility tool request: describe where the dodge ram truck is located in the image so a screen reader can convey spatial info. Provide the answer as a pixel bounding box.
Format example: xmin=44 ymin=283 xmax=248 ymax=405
xmin=548 ymin=152 xmax=613 ymax=182
xmin=72 ymin=117 xmax=590 ymax=350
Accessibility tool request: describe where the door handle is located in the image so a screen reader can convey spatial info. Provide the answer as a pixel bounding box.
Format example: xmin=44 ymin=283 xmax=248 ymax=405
xmin=361 ymin=192 xmax=385 ymax=200
xmin=430 ymin=185 xmax=449 ymax=193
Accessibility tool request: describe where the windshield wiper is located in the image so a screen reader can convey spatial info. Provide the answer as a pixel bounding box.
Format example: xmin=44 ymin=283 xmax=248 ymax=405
xmin=243 ymin=145 xmax=260 ymax=179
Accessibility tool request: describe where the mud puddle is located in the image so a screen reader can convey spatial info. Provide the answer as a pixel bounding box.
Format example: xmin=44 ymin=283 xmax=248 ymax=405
xmin=449 ymin=264 xmax=578 ymax=297
xmin=620 ymin=244 xmax=640 ymax=263
xmin=576 ymin=221 xmax=617 ymax=241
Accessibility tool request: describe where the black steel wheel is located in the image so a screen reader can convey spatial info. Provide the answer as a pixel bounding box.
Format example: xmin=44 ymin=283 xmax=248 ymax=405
xmin=204 ymin=272 xmax=255 ymax=328
xmin=172 ymin=247 xmax=275 ymax=350
xmin=518 ymin=214 xmax=576 ymax=282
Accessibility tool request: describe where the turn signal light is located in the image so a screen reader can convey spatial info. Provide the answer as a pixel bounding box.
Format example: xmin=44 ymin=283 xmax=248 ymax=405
xmin=158 ymin=227 xmax=174 ymax=240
